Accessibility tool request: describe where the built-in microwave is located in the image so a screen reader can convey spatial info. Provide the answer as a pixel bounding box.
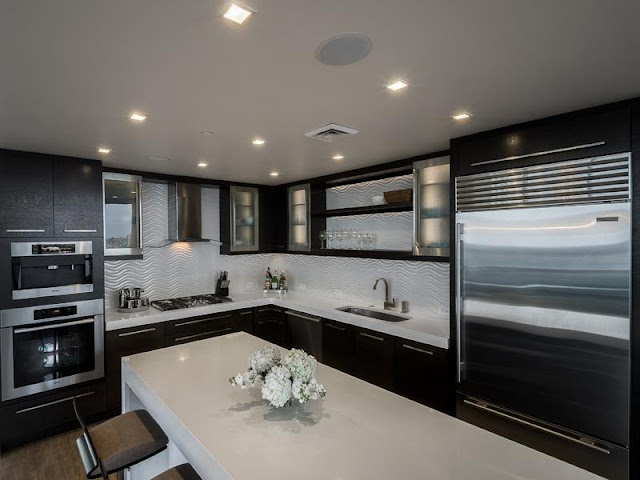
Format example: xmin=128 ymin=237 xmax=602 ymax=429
xmin=10 ymin=241 xmax=94 ymax=301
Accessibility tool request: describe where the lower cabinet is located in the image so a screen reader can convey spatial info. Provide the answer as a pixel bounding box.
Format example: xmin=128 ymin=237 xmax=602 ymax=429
xmin=233 ymin=308 xmax=254 ymax=334
xmin=254 ymin=306 xmax=287 ymax=347
xmin=394 ymin=338 xmax=451 ymax=413
xmin=164 ymin=312 xmax=234 ymax=346
xmin=322 ymin=319 xmax=356 ymax=375
xmin=0 ymin=380 xmax=106 ymax=450
xmin=105 ymin=323 xmax=165 ymax=412
xmin=354 ymin=327 xmax=396 ymax=391
xmin=285 ymin=310 xmax=323 ymax=361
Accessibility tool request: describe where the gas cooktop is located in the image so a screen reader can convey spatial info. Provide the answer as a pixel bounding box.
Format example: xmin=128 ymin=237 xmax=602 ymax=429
xmin=151 ymin=294 xmax=232 ymax=311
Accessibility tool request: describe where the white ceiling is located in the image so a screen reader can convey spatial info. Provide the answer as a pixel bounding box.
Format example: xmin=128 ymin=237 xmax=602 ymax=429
xmin=1 ymin=0 xmax=639 ymax=184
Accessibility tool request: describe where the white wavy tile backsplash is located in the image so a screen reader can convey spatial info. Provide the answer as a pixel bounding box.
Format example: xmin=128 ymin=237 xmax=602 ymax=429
xmin=105 ymin=183 xmax=449 ymax=316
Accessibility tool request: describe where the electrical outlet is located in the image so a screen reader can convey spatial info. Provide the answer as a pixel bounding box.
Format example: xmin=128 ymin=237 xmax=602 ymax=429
xmin=298 ymin=283 xmax=306 ymax=290
xmin=334 ymin=289 xmax=343 ymax=296
xmin=246 ymin=282 xmax=254 ymax=289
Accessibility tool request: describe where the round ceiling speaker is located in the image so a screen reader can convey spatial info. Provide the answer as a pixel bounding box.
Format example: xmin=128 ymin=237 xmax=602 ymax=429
xmin=315 ymin=33 xmax=373 ymax=66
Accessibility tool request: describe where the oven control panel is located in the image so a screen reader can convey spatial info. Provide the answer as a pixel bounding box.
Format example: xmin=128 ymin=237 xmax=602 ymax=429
xmin=33 ymin=305 xmax=78 ymax=321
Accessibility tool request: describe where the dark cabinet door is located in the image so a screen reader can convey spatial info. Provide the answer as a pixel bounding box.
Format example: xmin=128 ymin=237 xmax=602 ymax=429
xmin=0 ymin=381 xmax=106 ymax=450
xmin=322 ymin=319 xmax=355 ymax=375
xmin=453 ymin=105 xmax=631 ymax=177
xmin=233 ymin=309 xmax=254 ymax=334
xmin=0 ymin=149 xmax=54 ymax=237
xmin=254 ymin=307 xmax=287 ymax=347
xmin=354 ymin=327 xmax=395 ymax=390
xmin=53 ymin=157 xmax=103 ymax=237
xmin=164 ymin=313 xmax=234 ymax=346
xmin=395 ymin=338 xmax=451 ymax=413
xmin=105 ymin=323 xmax=165 ymax=412
xmin=285 ymin=311 xmax=323 ymax=361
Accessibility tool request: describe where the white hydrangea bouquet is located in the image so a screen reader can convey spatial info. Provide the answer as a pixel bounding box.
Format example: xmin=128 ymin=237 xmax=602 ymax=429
xmin=229 ymin=346 xmax=326 ymax=408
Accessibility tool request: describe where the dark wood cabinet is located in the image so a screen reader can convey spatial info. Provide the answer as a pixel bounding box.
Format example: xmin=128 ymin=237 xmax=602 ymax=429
xmin=53 ymin=157 xmax=103 ymax=237
xmin=164 ymin=312 xmax=234 ymax=346
xmin=233 ymin=308 xmax=254 ymax=334
xmin=394 ymin=338 xmax=451 ymax=413
xmin=354 ymin=327 xmax=395 ymax=390
xmin=0 ymin=380 xmax=106 ymax=450
xmin=285 ymin=310 xmax=323 ymax=361
xmin=0 ymin=149 xmax=54 ymax=237
xmin=322 ymin=319 xmax=355 ymax=374
xmin=105 ymin=323 xmax=165 ymax=412
xmin=254 ymin=306 xmax=287 ymax=347
xmin=452 ymin=105 xmax=631 ymax=177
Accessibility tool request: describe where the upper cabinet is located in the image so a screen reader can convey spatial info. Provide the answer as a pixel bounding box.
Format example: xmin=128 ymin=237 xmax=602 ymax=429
xmin=103 ymin=173 xmax=143 ymax=257
xmin=0 ymin=150 xmax=54 ymax=237
xmin=452 ymin=105 xmax=631 ymax=177
xmin=53 ymin=157 xmax=103 ymax=237
xmin=229 ymin=186 xmax=260 ymax=252
xmin=0 ymin=150 xmax=103 ymax=239
xmin=413 ymin=156 xmax=450 ymax=257
xmin=287 ymin=184 xmax=311 ymax=251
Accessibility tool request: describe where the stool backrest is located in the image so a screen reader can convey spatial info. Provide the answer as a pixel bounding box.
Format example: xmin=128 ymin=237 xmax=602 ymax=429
xmin=73 ymin=396 xmax=108 ymax=480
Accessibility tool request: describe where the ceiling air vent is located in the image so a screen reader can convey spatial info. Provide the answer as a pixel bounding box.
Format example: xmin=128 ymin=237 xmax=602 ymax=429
xmin=305 ymin=123 xmax=358 ymax=142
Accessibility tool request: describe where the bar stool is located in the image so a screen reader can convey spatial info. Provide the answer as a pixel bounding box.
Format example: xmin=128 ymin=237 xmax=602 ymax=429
xmin=73 ymin=397 xmax=169 ymax=479
xmin=151 ymin=463 xmax=202 ymax=480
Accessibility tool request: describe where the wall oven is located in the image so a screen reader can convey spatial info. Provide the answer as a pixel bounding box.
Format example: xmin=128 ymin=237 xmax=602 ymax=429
xmin=11 ymin=241 xmax=94 ymax=300
xmin=1 ymin=299 xmax=104 ymax=401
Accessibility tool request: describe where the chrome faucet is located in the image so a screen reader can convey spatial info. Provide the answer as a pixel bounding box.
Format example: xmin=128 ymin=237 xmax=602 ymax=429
xmin=373 ymin=278 xmax=396 ymax=310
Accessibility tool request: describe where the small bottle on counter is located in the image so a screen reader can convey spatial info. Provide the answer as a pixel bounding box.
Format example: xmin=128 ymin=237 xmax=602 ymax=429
xmin=279 ymin=271 xmax=287 ymax=291
xmin=271 ymin=270 xmax=280 ymax=290
xmin=264 ymin=267 xmax=272 ymax=290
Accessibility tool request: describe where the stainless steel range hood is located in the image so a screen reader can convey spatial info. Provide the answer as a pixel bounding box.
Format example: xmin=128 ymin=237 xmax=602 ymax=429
xmin=168 ymin=183 xmax=207 ymax=242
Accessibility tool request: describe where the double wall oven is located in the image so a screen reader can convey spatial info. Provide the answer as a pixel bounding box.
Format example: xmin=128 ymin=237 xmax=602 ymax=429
xmin=1 ymin=299 xmax=104 ymax=401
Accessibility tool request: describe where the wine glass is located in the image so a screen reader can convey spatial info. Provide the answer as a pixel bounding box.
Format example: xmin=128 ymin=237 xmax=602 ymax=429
xmin=319 ymin=230 xmax=326 ymax=249
xmin=335 ymin=230 xmax=343 ymax=249
xmin=326 ymin=230 xmax=334 ymax=249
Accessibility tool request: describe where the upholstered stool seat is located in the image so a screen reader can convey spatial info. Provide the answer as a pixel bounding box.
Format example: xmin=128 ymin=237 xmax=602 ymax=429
xmin=151 ymin=463 xmax=202 ymax=480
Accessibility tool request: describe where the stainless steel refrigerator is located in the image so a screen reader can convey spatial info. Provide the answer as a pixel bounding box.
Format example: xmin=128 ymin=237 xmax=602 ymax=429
xmin=455 ymin=153 xmax=631 ymax=480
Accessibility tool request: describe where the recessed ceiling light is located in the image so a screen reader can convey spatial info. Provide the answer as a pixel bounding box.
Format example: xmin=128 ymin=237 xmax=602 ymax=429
xmin=223 ymin=3 xmax=253 ymax=24
xmin=386 ymin=80 xmax=408 ymax=92
xmin=97 ymin=147 xmax=111 ymax=154
xmin=200 ymin=131 xmax=215 ymax=136
xmin=332 ymin=154 xmax=344 ymax=160
xmin=130 ymin=113 xmax=147 ymax=122
xmin=252 ymin=138 xmax=266 ymax=146
xmin=270 ymin=171 xmax=279 ymax=177
xmin=452 ymin=112 xmax=472 ymax=121
xmin=197 ymin=162 xmax=208 ymax=167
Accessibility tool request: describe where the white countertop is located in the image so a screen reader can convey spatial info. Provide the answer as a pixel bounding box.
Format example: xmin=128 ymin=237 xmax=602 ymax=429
xmin=121 ymin=333 xmax=602 ymax=480
xmin=106 ymin=290 xmax=450 ymax=349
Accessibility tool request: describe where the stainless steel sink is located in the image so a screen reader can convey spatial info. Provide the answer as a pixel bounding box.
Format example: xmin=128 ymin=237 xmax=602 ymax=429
xmin=336 ymin=306 xmax=409 ymax=322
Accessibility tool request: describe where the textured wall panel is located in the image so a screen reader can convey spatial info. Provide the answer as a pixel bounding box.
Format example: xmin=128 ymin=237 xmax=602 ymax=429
xmin=326 ymin=174 xmax=413 ymax=210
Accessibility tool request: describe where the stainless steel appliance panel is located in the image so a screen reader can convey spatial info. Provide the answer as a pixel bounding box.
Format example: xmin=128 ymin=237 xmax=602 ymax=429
xmin=456 ymin=202 xmax=630 ymax=446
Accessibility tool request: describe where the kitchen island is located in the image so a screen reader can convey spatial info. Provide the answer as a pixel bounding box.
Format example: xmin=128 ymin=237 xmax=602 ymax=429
xmin=121 ymin=332 xmax=602 ymax=480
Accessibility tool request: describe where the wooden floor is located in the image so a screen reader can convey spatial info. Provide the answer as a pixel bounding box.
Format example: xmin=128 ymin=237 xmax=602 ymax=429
xmin=0 ymin=428 xmax=116 ymax=480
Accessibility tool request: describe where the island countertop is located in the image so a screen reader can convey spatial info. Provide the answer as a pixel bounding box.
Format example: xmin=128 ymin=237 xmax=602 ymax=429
xmin=121 ymin=332 xmax=602 ymax=480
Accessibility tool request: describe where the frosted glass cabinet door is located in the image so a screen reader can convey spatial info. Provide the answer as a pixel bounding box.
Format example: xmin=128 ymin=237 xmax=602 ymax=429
xmin=288 ymin=184 xmax=310 ymax=251
xmin=103 ymin=173 xmax=143 ymax=257
xmin=413 ymin=156 xmax=450 ymax=257
xmin=231 ymin=186 xmax=260 ymax=252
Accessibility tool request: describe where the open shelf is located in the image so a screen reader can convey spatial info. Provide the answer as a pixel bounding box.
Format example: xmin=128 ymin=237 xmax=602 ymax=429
xmin=311 ymin=202 xmax=413 ymax=217
xmin=291 ymin=249 xmax=449 ymax=262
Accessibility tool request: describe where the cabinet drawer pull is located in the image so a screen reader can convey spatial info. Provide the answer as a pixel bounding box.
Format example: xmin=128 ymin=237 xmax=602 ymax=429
xmin=6 ymin=229 xmax=45 ymax=233
xmin=257 ymin=307 xmax=280 ymax=313
xmin=257 ymin=318 xmax=281 ymax=325
xmin=359 ymin=332 xmax=384 ymax=342
xmin=402 ymin=344 xmax=434 ymax=355
xmin=174 ymin=328 xmax=232 ymax=343
xmin=174 ymin=315 xmax=231 ymax=328
xmin=325 ymin=323 xmax=346 ymax=332
xmin=285 ymin=311 xmax=321 ymax=323
xmin=118 ymin=327 xmax=156 ymax=337
xmin=17 ymin=391 xmax=95 ymax=414
xmin=63 ymin=229 xmax=97 ymax=233
xmin=470 ymin=141 xmax=605 ymax=167
xmin=240 ymin=311 xmax=253 ymax=316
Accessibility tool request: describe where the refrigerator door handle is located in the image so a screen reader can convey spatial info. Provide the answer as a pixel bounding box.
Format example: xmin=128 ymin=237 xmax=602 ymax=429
xmin=463 ymin=399 xmax=611 ymax=455
xmin=455 ymin=221 xmax=464 ymax=383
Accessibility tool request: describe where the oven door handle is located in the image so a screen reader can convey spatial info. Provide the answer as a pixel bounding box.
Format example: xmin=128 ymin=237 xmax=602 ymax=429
xmin=14 ymin=318 xmax=95 ymax=334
